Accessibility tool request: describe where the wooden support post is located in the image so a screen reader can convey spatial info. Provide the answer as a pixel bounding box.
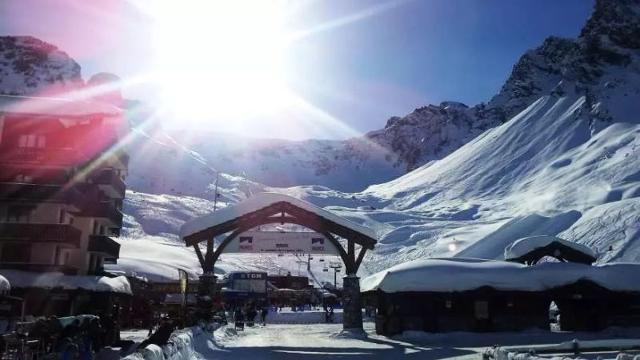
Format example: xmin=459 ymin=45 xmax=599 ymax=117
xmin=343 ymin=239 xmax=363 ymax=330
xmin=355 ymin=246 xmax=367 ymax=271
xmin=193 ymin=245 xmax=205 ymax=269
xmin=204 ymin=238 xmax=214 ymax=272
xmin=347 ymin=240 xmax=356 ymax=275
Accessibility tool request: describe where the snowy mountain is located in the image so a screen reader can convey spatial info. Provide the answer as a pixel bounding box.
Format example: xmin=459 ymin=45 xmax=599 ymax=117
xmin=262 ymin=0 xmax=640 ymax=274
xmin=0 ymin=36 xmax=82 ymax=95
xmin=164 ymin=131 xmax=404 ymax=192
xmin=339 ymin=0 xmax=640 ymax=271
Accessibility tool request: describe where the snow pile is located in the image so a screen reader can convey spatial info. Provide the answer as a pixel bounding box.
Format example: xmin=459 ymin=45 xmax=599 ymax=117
xmin=0 ymin=270 xmax=131 ymax=294
xmin=361 ymin=257 xmax=640 ymax=293
xmin=0 ymin=274 xmax=9 ymax=295
xmin=123 ymin=326 xmax=203 ymax=360
xmin=486 ymin=338 xmax=640 ymax=360
xmin=106 ymin=236 xmax=204 ymax=282
xmin=504 ymin=236 xmax=597 ymax=261
xmin=180 ymin=192 xmax=377 ymax=240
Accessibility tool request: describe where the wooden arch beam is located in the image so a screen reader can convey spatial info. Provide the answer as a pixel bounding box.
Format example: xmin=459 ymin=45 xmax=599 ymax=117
xmin=204 ymin=212 xmax=351 ymax=274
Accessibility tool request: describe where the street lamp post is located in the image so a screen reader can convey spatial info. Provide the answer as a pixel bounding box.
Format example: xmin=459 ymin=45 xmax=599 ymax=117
xmin=329 ymin=262 xmax=342 ymax=288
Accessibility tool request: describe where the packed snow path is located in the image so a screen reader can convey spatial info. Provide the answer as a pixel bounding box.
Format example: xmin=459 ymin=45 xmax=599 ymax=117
xmin=191 ymin=323 xmax=640 ymax=360
xmin=195 ymin=323 xmax=478 ymax=359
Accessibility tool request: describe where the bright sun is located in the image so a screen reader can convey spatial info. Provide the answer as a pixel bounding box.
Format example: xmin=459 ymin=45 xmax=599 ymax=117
xmin=149 ymin=1 xmax=292 ymax=124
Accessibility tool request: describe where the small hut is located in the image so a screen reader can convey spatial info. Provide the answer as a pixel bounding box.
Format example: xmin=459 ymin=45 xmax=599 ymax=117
xmin=1 ymin=270 xmax=131 ymax=318
xmin=361 ymin=258 xmax=551 ymax=335
xmin=541 ymin=263 xmax=640 ymax=331
xmin=363 ymin=254 xmax=640 ymax=336
xmin=504 ymin=236 xmax=640 ymax=331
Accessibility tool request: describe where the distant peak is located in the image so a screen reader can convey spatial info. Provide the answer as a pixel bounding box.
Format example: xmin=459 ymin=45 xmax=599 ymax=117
xmin=440 ymin=101 xmax=469 ymax=109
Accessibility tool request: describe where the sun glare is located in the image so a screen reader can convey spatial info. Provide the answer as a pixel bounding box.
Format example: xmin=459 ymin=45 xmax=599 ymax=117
xmin=149 ymin=1 xmax=291 ymax=124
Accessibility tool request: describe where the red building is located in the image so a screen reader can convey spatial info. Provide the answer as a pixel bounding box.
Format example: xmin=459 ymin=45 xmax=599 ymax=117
xmin=0 ymin=94 xmax=131 ymax=317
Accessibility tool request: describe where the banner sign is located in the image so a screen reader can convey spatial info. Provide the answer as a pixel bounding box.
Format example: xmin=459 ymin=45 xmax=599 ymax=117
xmin=224 ymin=231 xmax=339 ymax=255
xmin=178 ymin=269 xmax=188 ymax=308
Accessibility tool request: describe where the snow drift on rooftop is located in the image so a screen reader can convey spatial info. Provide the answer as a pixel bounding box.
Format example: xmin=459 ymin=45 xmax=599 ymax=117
xmin=0 ymin=270 xmax=132 ymax=294
xmin=361 ymin=257 xmax=640 ymax=293
xmin=504 ymin=235 xmax=597 ymax=261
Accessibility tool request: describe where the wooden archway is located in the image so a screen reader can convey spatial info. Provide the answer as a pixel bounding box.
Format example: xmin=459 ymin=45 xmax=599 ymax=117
xmin=181 ymin=194 xmax=378 ymax=329
xmin=184 ymin=201 xmax=376 ymax=276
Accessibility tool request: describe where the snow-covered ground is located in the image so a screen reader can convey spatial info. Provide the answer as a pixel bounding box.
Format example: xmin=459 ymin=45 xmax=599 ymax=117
xmin=197 ymin=323 xmax=477 ymax=359
xmin=184 ymin=322 xmax=640 ymax=360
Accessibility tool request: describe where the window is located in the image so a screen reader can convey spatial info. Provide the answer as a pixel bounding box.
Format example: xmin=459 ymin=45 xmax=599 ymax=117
xmin=14 ymin=174 xmax=33 ymax=182
xmin=59 ymin=209 xmax=66 ymax=224
xmin=17 ymin=134 xmax=45 ymax=148
xmin=6 ymin=205 xmax=31 ymax=222
xmin=0 ymin=243 xmax=30 ymax=263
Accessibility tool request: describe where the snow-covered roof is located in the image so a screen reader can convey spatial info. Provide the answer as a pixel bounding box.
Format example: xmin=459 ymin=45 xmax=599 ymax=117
xmin=0 ymin=274 xmax=10 ymax=294
xmin=180 ymin=192 xmax=377 ymax=240
xmin=504 ymin=235 xmax=597 ymax=261
xmin=361 ymin=257 xmax=640 ymax=293
xmin=0 ymin=270 xmax=131 ymax=294
xmin=0 ymin=94 xmax=121 ymax=117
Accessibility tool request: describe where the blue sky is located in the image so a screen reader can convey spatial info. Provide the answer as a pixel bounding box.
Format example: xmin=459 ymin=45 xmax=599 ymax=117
xmin=287 ymin=0 xmax=594 ymax=134
xmin=0 ymin=0 xmax=594 ymax=139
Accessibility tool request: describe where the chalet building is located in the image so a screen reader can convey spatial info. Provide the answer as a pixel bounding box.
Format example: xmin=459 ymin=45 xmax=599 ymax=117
xmin=363 ymin=245 xmax=640 ymax=335
xmin=0 ymin=94 xmax=131 ymax=316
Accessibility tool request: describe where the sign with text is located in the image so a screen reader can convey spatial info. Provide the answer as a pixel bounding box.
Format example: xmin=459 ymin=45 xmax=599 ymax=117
xmin=225 ymin=231 xmax=339 ymax=255
xmin=228 ymin=272 xmax=267 ymax=293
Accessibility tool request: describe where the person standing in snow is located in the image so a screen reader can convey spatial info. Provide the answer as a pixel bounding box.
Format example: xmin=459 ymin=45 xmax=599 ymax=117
xmin=234 ymin=308 xmax=245 ymax=331
xmin=260 ymin=306 xmax=268 ymax=326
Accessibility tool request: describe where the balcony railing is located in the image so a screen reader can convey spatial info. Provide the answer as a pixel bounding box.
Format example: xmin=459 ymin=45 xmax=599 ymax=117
xmin=91 ymin=169 xmax=126 ymax=198
xmin=0 ymin=147 xmax=90 ymax=167
xmin=88 ymin=235 xmax=120 ymax=259
xmin=0 ymin=223 xmax=82 ymax=247
xmin=0 ymin=182 xmax=84 ymax=207
xmin=76 ymin=201 xmax=123 ymax=227
xmin=0 ymin=263 xmax=79 ymax=275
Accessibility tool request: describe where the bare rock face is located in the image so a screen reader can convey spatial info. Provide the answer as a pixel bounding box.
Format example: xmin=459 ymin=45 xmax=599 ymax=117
xmin=0 ymin=36 xmax=83 ymax=95
xmin=367 ymin=102 xmax=492 ymax=171
xmin=580 ymin=0 xmax=640 ymax=50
